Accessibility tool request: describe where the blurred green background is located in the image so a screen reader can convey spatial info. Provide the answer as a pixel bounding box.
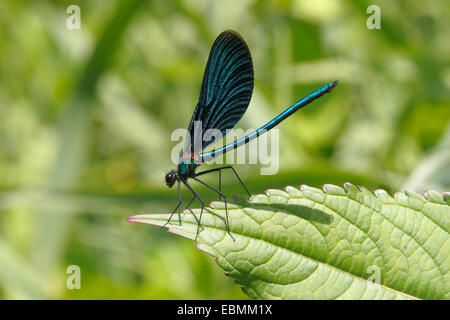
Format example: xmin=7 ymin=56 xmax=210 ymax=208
xmin=0 ymin=0 xmax=449 ymax=299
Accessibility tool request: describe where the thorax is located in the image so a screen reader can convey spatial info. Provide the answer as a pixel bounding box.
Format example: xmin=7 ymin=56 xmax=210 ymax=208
xmin=178 ymin=152 xmax=199 ymax=179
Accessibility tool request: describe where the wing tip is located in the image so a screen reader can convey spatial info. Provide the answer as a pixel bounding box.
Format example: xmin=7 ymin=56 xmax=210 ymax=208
xmin=220 ymin=29 xmax=245 ymax=40
xmin=217 ymin=30 xmax=251 ymax=58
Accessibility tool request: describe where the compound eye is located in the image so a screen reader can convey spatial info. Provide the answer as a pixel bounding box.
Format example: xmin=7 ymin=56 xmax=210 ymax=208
xmin=166 ymin=173 xmax=176 ymax=184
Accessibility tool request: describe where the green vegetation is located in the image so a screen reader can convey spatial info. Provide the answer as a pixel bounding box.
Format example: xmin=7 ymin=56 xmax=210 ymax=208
xmin=0 ymin=0 xmax=448 ymax=299
xmin=131 ymin=184 xmax=449 ymax=299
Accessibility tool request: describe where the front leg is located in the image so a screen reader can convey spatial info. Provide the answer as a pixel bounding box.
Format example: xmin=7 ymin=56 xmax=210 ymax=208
xmin=164 ymin=181 xmax=182 ymax=226
xmin=183 ymin=180 xmax=205 ymax=241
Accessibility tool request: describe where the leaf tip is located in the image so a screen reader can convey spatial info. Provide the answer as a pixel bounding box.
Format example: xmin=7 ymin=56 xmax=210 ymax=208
xmin=127 ymin=214 xmax=146 ymax=223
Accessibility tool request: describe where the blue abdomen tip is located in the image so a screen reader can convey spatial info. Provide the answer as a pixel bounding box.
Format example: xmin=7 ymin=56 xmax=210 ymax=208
xmin=327 ymin=80 xmax=338 ymax=92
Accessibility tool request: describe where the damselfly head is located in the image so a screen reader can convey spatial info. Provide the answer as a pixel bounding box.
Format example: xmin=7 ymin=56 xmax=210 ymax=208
xmin=165 ymin=170 xmax=177 ymax=188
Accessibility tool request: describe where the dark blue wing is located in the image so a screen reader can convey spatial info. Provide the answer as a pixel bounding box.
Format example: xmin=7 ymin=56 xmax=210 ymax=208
xmin=186 ymin=30 xmax=254 ymax=154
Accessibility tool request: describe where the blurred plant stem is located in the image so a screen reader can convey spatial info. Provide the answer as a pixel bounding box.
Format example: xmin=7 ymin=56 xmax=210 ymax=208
xmin=30 ymin=0 xmax=146 ymax=291
xmin=0 ymin=237 xmax=48 ymax=298
xmin=402 ymin=124 xmax=450 ymax=191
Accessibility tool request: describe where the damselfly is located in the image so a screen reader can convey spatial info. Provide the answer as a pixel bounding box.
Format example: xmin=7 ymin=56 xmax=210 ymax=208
xmin=163 ymin=30 xmax=337 ymax=240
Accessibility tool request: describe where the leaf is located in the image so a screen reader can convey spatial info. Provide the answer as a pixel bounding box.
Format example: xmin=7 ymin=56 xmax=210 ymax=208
xmin=128 ymin=183 xmax=449 ymax=300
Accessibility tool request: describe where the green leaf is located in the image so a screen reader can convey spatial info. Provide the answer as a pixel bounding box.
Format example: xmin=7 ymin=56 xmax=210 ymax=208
xmin=128 ymin=183 xmax=449 ymax=300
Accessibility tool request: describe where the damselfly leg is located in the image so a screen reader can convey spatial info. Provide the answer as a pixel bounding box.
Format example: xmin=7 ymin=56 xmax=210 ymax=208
xmin=165 ymin=183 xmax=200 ymax=227
xmin=164 ymin=181 xmax=182 ymax=227
xmin=193 ymin=177 xmax=235 ymax=241
xmin=182 ymin=180 xmax=207 ymax=241
xmin=195 ymin=166 xmax=251 ymax=198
